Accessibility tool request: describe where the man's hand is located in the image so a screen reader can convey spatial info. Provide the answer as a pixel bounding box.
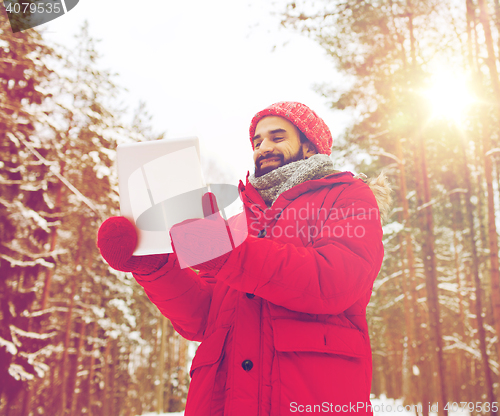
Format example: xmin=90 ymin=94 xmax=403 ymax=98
xmin=170 ymin=193 xmax=238 ymax=271
xmin=97 ymin=216 xmax=170 ymax=274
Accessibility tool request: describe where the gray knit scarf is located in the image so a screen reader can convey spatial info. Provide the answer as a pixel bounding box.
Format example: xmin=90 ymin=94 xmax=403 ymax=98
xmin=248 ymin=154 xmax=338 ymax=207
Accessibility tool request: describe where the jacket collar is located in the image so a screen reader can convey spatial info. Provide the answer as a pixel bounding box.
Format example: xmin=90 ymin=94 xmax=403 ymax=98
xmin=238 ymin=170 xmax=357 ymax=215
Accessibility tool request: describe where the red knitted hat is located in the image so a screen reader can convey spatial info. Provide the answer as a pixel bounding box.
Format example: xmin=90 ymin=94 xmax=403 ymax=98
xmin=249 ymin=102 xmax=333 ymax=156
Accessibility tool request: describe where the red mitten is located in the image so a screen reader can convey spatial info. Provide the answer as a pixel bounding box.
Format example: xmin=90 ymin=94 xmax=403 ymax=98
xmin=170 ymin=193 xmax=235 ymax=271
xmin=97 ymin=216 xmax=170 ymax=274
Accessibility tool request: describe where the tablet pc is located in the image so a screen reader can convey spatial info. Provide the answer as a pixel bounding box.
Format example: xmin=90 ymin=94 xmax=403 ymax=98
xmin=117 ymin=137 xmax=206 ymax=255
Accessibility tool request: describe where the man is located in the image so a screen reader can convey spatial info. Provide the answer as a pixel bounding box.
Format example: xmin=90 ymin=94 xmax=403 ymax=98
xmin=97 ymin=102 xmax=391 ymax=415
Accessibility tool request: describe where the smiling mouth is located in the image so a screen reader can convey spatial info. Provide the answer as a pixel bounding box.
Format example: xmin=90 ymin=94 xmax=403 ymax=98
xmin=260 ymin=157 xmax=281 ymax=167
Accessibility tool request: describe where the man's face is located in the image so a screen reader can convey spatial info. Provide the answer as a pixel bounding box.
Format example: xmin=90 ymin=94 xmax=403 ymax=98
xmin=253 ymin=116 xmax=314 ymax=177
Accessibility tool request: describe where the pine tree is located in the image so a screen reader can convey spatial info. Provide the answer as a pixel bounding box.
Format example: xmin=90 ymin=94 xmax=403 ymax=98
xmin=280 ymin=0 xmax=500 ymax=410
xmin=0 ymin=11 xmax=56 ymax=414
xmin=1 ymin=16 xmax=192 ymax=416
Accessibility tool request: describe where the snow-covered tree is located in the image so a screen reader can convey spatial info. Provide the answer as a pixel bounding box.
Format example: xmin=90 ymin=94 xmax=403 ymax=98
xmin=0 ymin=15 xmax=190 ymax=416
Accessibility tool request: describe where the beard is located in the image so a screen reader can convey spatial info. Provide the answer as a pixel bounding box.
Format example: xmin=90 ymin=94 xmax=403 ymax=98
xmin=254 ymin=147 xmax=305 ymax=178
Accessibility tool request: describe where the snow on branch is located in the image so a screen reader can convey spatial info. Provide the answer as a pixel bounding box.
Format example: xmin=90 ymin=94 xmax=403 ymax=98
xmin=382 ymin=221 xmax=404 ymax=235
xmin=373 ymin=269 xmax=403 ymax=290
xmin=7 ymin=132 xmax=104 ymax=220
xmin=438 ymin=282 xmax=458 ymax=293
xmin=20 ymin=306 xmax=70 ymax=318
xmin=485 ymin=148 xmax=500 ymax=157
xmin=8 ymin=364 xmax=35 ymax=381
xmin=0 ymin=253 xmax=54 ymax=269
xmin=0 ymin=335 xmax=18 ymax=355
xmin=443 ymin=335 xmax=499 ymax=374
xmin=19 ymin=351 xmax=50 ymax=378
xmin=371 ymin=149 xmax=402 ymax=164
xmin=417 ymin=188 xmax=468 ymax=211
xmin=10 ymin=325 xmax=57 ymax=341
xmin=377 ymin=294 xmax=405 ymax=311
xmin=14 ymin=201 xmax=51 ymax=232
xmin=2 ymin=241 xmax=66 ymax=261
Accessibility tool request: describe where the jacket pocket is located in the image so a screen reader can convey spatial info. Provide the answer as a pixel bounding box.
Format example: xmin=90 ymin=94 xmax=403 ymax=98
xmin=185 ymin=326 xmax=230 ymax=416
xmin=272 ymin=318 xmax=367 ymax=357
xmin=270 ymin=319 xmax=371 ymax=415
xmin=189 ymin=326 xmax=230 ymax=377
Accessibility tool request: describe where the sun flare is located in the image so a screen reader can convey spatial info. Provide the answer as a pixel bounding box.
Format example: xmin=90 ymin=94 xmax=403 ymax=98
xmin=421 ymin=71 xmax=476 ymax=123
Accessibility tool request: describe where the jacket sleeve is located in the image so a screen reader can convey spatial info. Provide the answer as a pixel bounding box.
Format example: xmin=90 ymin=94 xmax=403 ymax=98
xmin=214 ymin=181 xmax=384 ymax=315
xmin=133 ymin=255 xmax=215 ymax=341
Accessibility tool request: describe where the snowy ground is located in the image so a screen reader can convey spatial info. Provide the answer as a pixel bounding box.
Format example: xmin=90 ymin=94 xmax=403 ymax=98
xmin=370 ymin=396 xmax=469 ymax=416
xmin=140 ymin=396 xmax=470 ymax=415
xmin=140 ymin=412 xmax=184 ymax=416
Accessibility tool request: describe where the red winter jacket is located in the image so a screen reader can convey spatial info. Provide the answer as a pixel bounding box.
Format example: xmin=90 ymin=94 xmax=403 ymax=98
xmin=133 ymin=171 xmax=386 ymax=416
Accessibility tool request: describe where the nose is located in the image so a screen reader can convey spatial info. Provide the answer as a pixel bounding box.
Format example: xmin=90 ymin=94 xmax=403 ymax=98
xmin=258 ymin=138 xmax=274 ymax=154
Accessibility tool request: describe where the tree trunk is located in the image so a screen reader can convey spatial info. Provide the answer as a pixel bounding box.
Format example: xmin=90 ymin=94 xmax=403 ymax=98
xmin=109 ymin=340 xmax=117 ymax=416
xmin=40 ymin=177 xmax=66 ymax=310
xmin=476 ymin=2 xmax=500 ymax=369
xmin=60 ymin=278 xmax=78 ymax=416
xmin=458 ymin=126 xmax=496 ymax=412
xmin=406 ymin=1 xmax=448 ymax=411
xmin=477 ymin=0 xmax=500 ymax=101
xmin=69 ymin=294 xmax=88 ymax=416
xmin=178 ymin=329 xmax=188 ymax=404
xmin=87 ymin=321 xmax=98 ymax=416
xmin=417 ymin=129 xmax=448 ymax=415
xmin=102 ymin=339 xmax=111 ymax=416
xmin=157 ymin=315 xmax=168 ymax=414
xmin=165 ymin=321 xmax=174 ymax=411
xmin=481 ymin=118 xmax=500 ymax=365
xmin=396 ymin=138 xmax=420 ymax=406
xmin=450 ymin=195 xmax=467 ymax=402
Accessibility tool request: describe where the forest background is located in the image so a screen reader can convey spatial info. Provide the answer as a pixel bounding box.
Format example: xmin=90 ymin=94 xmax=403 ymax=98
xmin=3 ymin=0 xmax=500 ymax=416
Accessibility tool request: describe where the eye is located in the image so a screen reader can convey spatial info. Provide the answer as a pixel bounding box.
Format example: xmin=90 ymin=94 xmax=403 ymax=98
xmin=254 ymin=142 xmax=261 ymax=149
xmin=273 ymin=137 xmax=284 ymax=142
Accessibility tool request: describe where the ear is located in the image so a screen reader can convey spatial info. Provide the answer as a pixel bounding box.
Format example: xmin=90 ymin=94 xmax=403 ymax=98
xmin=302 ymin=141 xmax=317 ymax=159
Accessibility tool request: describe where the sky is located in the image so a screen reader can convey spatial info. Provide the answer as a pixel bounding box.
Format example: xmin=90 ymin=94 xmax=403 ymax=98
xmin=39 ymin=0 xmax=351 ymax=185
